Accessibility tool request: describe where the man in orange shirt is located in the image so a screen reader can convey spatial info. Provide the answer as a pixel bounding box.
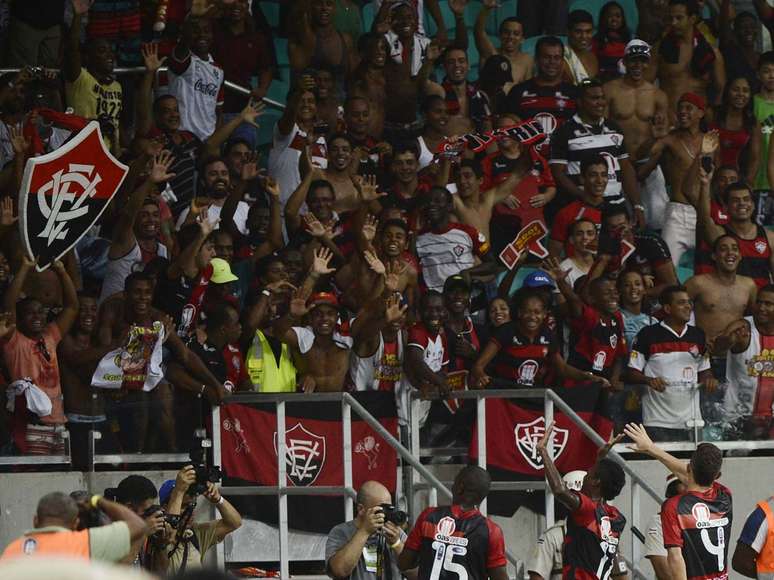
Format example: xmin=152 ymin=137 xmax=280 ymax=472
xmin=2 ymin=256 xmax=79 ymax=455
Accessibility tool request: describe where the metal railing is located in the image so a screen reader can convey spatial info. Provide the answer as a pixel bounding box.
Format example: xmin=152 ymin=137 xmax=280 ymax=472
xmin=0 ymin=67 xmax=288 ymax=110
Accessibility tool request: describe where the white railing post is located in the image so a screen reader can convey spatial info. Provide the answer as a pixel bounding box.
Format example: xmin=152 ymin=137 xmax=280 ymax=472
xmin=544 ymin=392 xmax=555 ymax=528
xmin=343 ymin=400 xmax=354 ymax=521
xmin=410 ymin=397 xmax=421 ymax=517
xmin=211 ymin=406 xmax=225 ymax=569
xmin=277 ymin=400 xmax=289 ymax=579
xmin=477 ymin=396 xmax=488 ymax=516
xmin=631 ymin=481 xmax=641 ymax=567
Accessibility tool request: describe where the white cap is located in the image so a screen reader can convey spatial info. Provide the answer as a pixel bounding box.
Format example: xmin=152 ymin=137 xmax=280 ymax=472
xmin=562 ymin=470 xmax=587 ymax=491
xmin=624 ymin=39 xmax=651 ymax=59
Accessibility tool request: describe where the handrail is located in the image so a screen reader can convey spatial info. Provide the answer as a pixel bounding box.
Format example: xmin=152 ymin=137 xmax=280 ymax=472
xmin=0 ymin=67 xmax=287 ymax=110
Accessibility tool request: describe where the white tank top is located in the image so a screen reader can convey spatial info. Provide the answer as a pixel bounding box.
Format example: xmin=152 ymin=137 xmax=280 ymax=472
xmin=416 ymin=136 xmax=435 ymax=170
xmin=724 ymin=316 xmax=765 ymax=420
xmin=348 ymin=332 xmax=404 ymax=391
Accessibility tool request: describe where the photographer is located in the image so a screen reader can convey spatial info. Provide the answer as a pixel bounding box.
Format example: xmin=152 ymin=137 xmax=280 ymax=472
xmin=107 ymin=475 xmax=166 ymax=567
xmin=1 ymin=491 xmax=145 ymax=562
xmin=326 ymin=481 xmax=408 ymax=580
xmin=155 ymin=464 xmax=242 ymax=575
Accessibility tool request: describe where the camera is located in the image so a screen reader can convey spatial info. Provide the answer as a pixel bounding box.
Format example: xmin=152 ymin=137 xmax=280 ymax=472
xmin=379 ymin=503 xmax=408 ymax=526
xmin=188 ymin=431 xmax=222 ymax=496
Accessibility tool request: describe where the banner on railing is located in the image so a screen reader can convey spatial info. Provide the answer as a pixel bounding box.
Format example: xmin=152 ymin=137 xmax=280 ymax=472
xmin=220 ymin=392 xmax=399 ymax=491
xmin=469 ymin=385 xmax=613 ymax=515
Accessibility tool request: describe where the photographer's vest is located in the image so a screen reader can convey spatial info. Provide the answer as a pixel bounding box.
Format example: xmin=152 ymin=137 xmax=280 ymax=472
xmin=1 ymin=527 xmax=89 ymax=560
xmin=756 ymin=498 xmax=774 ymax=578
xmin=246 ymin=330 xmax=296 ymax=392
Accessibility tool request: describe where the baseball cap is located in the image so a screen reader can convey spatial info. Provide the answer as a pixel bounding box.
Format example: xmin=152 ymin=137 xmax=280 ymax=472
xmin=678 ymin=92 xmax=706 ymax=112
xmin=624 ymin=39 xmax=651 ymax=60
xmin=524 ymin=270 xmax=555 ymax=289
xmin=307 ymin=291 xmax=339 ymax=310
xmin=479 ymin=55 xmax=513 ymax=87
xmin=158 ymin=479 xmax=176 ymax=504
xmin=562 ymin=470 xmax=587 ymax=492
xmin=390 ymin=0 xmax=412 ymax=10
xmin=443 ymin=274 xmax=470 ymax=294
xmin=210 ymin=258 xmax=239 ymax=284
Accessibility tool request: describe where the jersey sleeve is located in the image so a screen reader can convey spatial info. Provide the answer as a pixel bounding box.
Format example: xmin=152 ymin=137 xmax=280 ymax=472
xmin=570 ymin=491 xmax=597 ymax=526
xmin=408 ymin=325 xmax=430 ymax=350
xmin=628 ymin=328 xmax=650 ymax=372
xmin=660 ymin=496 xmax=684 ymax=549
xmin=486 ymin=519 xmax=507 ymax=569
xmin=404 ymin=507 xmax=433 ymax=551
xmin=458 ymin=223 xmax=490 ymax=257
xmin=739 ymin=506 xmax=769 ymax=552
xmin=491 ymin=323 xmax=513 ymax=349
xmin=696 ymin=328 xmax=712 ymax=373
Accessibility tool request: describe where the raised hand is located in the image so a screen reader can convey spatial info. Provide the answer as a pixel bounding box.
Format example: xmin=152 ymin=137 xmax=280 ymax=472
xmin=362 ymin=214 xmax=378 ymax=242
xmin=426 ymin=41 xmax=442 ymax=62
xmin=141 ymin=43 xmax=164 ymax=73
xmin=536 ymin=421 xmax=555 ymax=455
xmin=289 ymin=287 xmax=311 ymax=318
xmin=265 ymin=280 xmax=297 ymax=293
xmin=240 ymin=151 xmax=260 ymax=182
xmin=597 ymin=431 xmax=625 ymax=460
xmin=240 ymin=100 xmax=266 ymax=127
xmin=0 ymin=197 xmax=17 ymax=227
xmin=190 ymin=0 xmax=214 ymax=17
xmin=701 ymin=130 xmax=720 ymax=155
xmin=354 ymin=175 xmax=385 ymax=202
xmin=363 ymin=250 xmax=386 ymax=275
xmin=385 ymin=294 xmax=408 ymax=324
xmin=197 ymin=216 xmax=219 ymax=237
xmin=9 ymin=125 xmax=30 ymax=157
xmin=190 ymin=197 xmax=209 ymax=218
xmin=303 ymin=213 xmax=328 ymax=238
xmin=149 ymin=150 xmax=176 ymax=184
xmin=264 ymin=176 xmax=280 ymax=200
xmin=542 ymin=256 xmax=570 ymax=283
xmin=448 ymin=0 xmax=467 ymax=16
xmin=623 ymin=423 xmax=655 ymax=455
xmin=312 ymin=246 xmax=336 ymax=275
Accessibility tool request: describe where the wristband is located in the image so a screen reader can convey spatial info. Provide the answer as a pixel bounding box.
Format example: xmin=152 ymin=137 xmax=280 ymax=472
xmin=90 ymin=494 xmax=102 ymax=509
xmin=262 ymin=289 xmax=271 ymax=297
xmin=216 ymin=496 xmax=225 ymax=506
xmin=390 ymin=538 xmax=402 ymax=550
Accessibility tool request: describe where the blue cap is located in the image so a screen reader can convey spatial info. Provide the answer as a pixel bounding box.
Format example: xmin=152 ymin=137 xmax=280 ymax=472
xmin=524 ymin=270 xmax=555 ymax=288
xmin=159 ymin=479 xmax=176 ymax=504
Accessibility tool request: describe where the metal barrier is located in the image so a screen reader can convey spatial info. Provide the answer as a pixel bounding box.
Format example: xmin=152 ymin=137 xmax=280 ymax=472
xmin=0 ymin=67 xmax=288 ymax=110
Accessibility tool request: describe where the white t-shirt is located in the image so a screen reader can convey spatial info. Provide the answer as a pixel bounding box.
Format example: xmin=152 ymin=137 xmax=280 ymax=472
xmin=559 ymin=257 xmax=590 ymax=290
xmin=373 ymin=0 xmax=428 ymax=34
xmin=165 ymin=53 xmax=225 ymax=141
xmin=384 ymin=30 xmax=432 ymax=76
xmin=644 ymin=513 xmax=667 ymax=559
xmin=99 ymin=242 xmax=169 ymax=304
xmin=267 ymin=123 xmax=327 ymax=207
xmin=175 ymin=201 xmax=250 ymax=235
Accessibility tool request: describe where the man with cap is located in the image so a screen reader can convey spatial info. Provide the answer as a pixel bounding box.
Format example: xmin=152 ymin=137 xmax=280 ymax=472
xmin=475 ymin=3 xmax=533 ymax=86
xmin=645 ymin=474 xmax=686 ymax=580
xmin=605 ymin=40 xmax=670 ymax=229
xmin=562 ymin=10 xmax=598 ymax=85
xmin=274 ymin=288 xmax=354 ymax=392
xmin=154 ymin=464 xmax=242 ymax=575
xmin=640 ymin=92 xmax=708 ymax=266
xmin=527 ymin=470 xmax=587 ymax=580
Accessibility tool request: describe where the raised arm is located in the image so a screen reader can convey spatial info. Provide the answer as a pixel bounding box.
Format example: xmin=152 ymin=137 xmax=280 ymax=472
xmin=272 ymin=287 xmax=311 ymax=348
xmin=544 ymin=257 xmax=584 ymax=318
xmin=623 ymin=423 xmax=690 ymax=482
xmin=4 ymin=255 xmax=35 ymax=325
xmin=136 ymin=43 xmax=164 ymax=137
xmin=475 ymin=0 xmax=498 ymax=60
xmin=167 ymin=217 xmax=217 ymax=280
xmin=448 ymin=0 xmax=468 ymax=50
xmin=52 ymin=260 xmax=79 ymax=335
xmin=536 ymin=422 xmax=581 ymax=511
xmin=205 ymin=101 xmax=264 ymax=156
xmin=64 ymin=0 xmax=91 ymax=83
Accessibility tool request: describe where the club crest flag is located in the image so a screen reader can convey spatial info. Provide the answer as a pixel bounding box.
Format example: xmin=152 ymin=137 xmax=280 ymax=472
xmin=19 ymin=121 xmax=128 ymax=272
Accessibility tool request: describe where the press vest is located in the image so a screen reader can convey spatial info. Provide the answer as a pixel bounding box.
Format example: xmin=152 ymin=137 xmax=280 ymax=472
xmin=246 ymin=330 xmax=296 ymax=392
xmin=756 ymin=498 xmax=774 ymax=578
xmin=1 ymin=528 xmax=90 ymax=560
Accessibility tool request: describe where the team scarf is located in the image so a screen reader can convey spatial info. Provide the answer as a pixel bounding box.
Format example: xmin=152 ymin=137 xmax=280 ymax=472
xmin=23 ymin=108 xmax=89 ymax=156
xmin=92 ymin=322 xmax=165 ymax=391
xmin=436 ymin=119 xmax=547 ymax=157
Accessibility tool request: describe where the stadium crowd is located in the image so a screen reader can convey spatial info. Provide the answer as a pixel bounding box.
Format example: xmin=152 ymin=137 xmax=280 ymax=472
xmin=0 ymin=0 xmax=774 ymax=577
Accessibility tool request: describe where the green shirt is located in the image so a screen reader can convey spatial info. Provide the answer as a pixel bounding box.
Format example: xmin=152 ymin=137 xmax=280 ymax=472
xmin=753 ymin=94 xmax=774 ymax=190
xmin=22 ymin=523 xmax=130 ymax=562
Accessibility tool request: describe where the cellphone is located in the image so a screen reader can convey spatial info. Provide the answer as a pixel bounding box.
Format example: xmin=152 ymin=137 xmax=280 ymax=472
xmin=701 ymin=156 xmax=713 ymax=174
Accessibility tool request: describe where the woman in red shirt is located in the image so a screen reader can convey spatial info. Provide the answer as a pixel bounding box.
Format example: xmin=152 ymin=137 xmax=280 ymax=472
xmin=709 ymin=76 xmax=758 ymax=181
xmin=592 ymin=2 xmax=632 ymax=81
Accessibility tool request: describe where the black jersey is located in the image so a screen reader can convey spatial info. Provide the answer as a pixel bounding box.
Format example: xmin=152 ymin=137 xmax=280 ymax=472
xmin=404 ymin=505 xmax=506 ymax=580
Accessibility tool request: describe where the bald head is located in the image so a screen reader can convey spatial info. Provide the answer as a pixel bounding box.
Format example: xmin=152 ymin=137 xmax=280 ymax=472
xmin=355 ymin=481 xmax=392 ymax=513
xmin=34 ymin=492 xmax=79 ymax=529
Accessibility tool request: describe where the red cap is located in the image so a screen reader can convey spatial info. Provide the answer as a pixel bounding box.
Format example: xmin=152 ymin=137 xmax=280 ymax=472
xmin=307 ymin=292 xmax=339 ymax=310
xmin=678 ymin=92 xmax=706 ymax=111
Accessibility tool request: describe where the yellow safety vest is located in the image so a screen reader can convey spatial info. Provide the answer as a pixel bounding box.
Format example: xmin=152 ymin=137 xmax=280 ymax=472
xmin=757 ymin=498 xmax=774 ymax=579
xmin=246 ymin=330 xmax=297 ymax=392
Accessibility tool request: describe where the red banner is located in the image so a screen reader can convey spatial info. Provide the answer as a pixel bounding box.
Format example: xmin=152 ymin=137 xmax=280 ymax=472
xmin=220 ymin=393 xmax=399 ymax=491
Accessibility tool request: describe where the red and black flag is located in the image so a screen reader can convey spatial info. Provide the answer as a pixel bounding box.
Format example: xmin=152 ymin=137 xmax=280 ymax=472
xmin=19 ymin=121 xmax=128 ymax=272
xmin=469 ymin=384 xmax=613 ymax=516
xmin=219 ymin=391 xmax=399 ymax=533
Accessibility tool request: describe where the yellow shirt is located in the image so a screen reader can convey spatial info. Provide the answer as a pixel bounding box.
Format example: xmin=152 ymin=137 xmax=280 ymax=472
xmin=65 ymin=68 xmax=122 ymax=151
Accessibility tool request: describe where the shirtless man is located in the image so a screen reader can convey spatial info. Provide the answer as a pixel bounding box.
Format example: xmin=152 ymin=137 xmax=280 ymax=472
xmin=337 ymin=217 xmax=419 ymax=314
xmin=316 ymin=133 xmax=360 ymax=214
xmin=640 ymin=92 xmax=706 ymax=266
xmin=423 ymin=46 xmax=492 ymax=135
xmin=475 ymin=0 xmax=533 ymax=85
xmin=606 ymin=40 xmax=670 ymax=230
xmin=350 ymin=34 xmax=388 ymax=139
xmin=686 ymin=234 xmax=758 ymax=341
xmin=563 ymin=10 xmax=598 ymax=84
xmin=449 ymin=159 xmax=521 ymax=240
xmin=289 ymin=0 xmax=355 ymax=84
xmin=647 ymin=0 xmax=726 ymax=117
